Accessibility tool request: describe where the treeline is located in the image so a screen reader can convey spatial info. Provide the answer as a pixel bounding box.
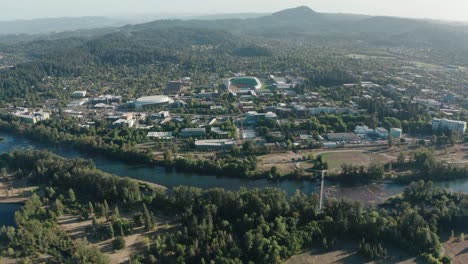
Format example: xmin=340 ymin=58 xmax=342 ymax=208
xmin=0 ymin=115 xmax=282 ymax=180
xmin=394 ymin=148 xmax=468 ymax=183
xmin=129 ymin=180 xmax=466 ymax=263
xmin=328 ymin=161 xmax=385 ymax=182
xmin=0 ymin=150 xmax=162 ymax=205
xmin=0 ymin=114 xmax=155 ymax=165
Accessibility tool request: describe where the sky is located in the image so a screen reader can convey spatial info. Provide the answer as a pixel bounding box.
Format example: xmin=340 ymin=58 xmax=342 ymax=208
xmin=2 ymin=0 xmax=468 ymax=21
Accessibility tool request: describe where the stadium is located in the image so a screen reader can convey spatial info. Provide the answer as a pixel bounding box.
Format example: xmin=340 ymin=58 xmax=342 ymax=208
xmin=225 ymin=77 xmax=262 ymax=93
xmin=134 ymin=95 xmax=174 ymax=110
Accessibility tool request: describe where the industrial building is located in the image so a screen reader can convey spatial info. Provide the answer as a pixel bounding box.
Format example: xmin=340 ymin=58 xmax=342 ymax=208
xmin=354 ymin=125 xmax=374 ymax=136
xmin=72 ymin=91 xmax=87 ymax=98
xmin=326 ymin=133 xmax=359 ymax=142
xmin=134 ymin=95 xmax=174 ymax=110
xmin=147 ymin=132 xmax=174 ymax=140
xmin=245 ymin=111 xmax=278 ymax=124
xmin=390 ymin=128 xmax=403 ymax=138
xmin=432 ymin=118 xmax=466 ymax=134
xmin=375 ymin=127 xmax=389 ymax=138
xmin=195 ymin=139 xmax=235 ymax=151
xmin=179 ymin=128 xmax=207 ymax=138
xmin=14 ymin=110 xmax=50 ymax=124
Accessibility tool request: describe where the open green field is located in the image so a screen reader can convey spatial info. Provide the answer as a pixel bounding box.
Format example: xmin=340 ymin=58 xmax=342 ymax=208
xmin=320 ymin=151 xmax=393 ymax=172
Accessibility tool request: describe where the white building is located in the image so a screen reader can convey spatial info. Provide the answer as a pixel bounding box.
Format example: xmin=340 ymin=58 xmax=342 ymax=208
xmin=134 ymin=95 xmax=174 ymax=110
xmin=432 ymin=118 xmax=466 ymax=134
xmin=354 ymin=125 xmax=374 ymax=136
xmin=147 ymin=132 xmax=173 ymax=140
xmin=375 ymin=127 xmax=389 ymax=138
xmin=390 ymin=128 xmax=403 ymax=138
xmin=195 ymin=139 xmax=235 ymax=150
xmin=113 ymin=119 xmax=135 ymax=128
xmin=72 ymin=91 xmax=87 ymax=98
xmin=245 ymin=111 xmax=277 ymax=124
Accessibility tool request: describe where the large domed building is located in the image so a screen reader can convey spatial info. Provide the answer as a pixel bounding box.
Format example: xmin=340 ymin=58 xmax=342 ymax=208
xmin=134 ymin=95 xmax=174 ymax=110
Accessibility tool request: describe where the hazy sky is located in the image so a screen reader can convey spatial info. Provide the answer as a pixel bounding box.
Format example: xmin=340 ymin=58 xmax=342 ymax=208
xmin=2 ymin=0 xmax=468 ymax=21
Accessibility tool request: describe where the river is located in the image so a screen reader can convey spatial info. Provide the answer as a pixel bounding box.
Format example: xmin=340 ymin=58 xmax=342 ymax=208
xmin=0 ymin=203 xmax=21 ymax=226
xmin=1 ymin=132 xmax=467 ymax=203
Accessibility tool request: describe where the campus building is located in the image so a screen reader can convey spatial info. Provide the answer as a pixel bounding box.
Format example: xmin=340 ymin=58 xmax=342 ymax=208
xmin=432 ymin=118 xmax=466 ymax=134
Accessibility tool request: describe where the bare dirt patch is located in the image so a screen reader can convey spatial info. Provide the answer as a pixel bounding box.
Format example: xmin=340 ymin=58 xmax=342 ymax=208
xmin=286 ymin=242 xmax=416 ymax=264
xmin=0 ymin=177 xmax=36 ymax=204
xmin=257 ymin=151 xmax=314 ymax=174
xmin=443 ymin=238 xmax=468 ymax=264
xmin=58 ymin=212 xmax=177 ymax=264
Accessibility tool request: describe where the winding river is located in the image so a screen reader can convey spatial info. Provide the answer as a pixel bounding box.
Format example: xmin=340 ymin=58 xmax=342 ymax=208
xmin=1 ymin=132 xmax=467 ymax=203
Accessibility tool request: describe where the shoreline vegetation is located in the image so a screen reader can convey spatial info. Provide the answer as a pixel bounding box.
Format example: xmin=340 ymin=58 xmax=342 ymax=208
xmin=0 ymin=114 xmax=321 ymax=181
xmin=1 ymin=115 xmax=468 ymax=186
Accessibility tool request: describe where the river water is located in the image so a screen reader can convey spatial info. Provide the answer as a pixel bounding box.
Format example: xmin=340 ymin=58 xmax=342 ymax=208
xmin=0 ymin=203 xmax=21 ymax=226
xmin=1 ymin=132 xmax=467 ymax=203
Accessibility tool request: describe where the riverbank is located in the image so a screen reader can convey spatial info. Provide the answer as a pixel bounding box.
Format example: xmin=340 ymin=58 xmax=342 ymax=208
xmin=0 ymin=131 xmax=467 ymax=205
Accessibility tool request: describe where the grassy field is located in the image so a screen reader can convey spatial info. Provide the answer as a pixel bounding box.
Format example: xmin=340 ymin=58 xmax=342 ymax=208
xmin=320 ymin=151 xmax=393 ymax=172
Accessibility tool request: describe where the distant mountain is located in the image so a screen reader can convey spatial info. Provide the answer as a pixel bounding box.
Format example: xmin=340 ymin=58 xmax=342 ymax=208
xmin=0 ymin=17 xmax=130 ymax=35
xmin=272 ymin=6 xmax=318 ymax=18
xmin=128 ymin=6 xmax=468 ymax=50
xmin=186 ymin=13 xmax=271 ymax=20
xmin=3 ymin=6 xmax=468 ymax=66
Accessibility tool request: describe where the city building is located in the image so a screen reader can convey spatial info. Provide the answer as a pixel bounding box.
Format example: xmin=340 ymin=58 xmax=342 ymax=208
xmin=179 ymin=128 xmax=207 ymax=137
xmin=309 ymin=107 xmax=345 ymax=115
xmin=354 ymin=125 xmax=374 ymax=136
xmin=195 ymin=139 xmax=235 ymax=151
xmin=147 ymin=132 xmax=174 ymax=140
xmin=211 ymin=127 xmax=229 ymax=138
xmin=14 ymin=110 xmax=50 ymax=124
xmin=156 ymin=111 xmax=170 ymax=118
xmin=67 ymin=98 xmax=89 ymax=108
xmin=390 ymin=128 xmax=403 ymax=138
xmin=245 ymin=111 xmax=278 ymax=124
xmin=134 ymin=95 xmax=174 ymax=110
xmin=432 ymin=118 xmax=466 ymax=134
xmin=270 ymin=75 xmax=292 ymax=90
xmin=375 ymin=127 xmax=389 ymax=139
xmin=113 ymin=119 xmax=135 ymax=128
xmin=326 ymin=133 xmax=359 ymax=142
xmin=72 ymin=91 xmax=87 ymax=98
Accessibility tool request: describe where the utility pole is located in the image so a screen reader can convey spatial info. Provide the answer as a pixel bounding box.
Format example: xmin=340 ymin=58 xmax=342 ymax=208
xmin=319 ymin=170 xmax=326 ymax=211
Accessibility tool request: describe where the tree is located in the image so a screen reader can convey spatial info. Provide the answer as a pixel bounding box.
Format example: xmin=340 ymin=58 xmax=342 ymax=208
xmin=108 ymin=223 xmax=115 ymax=238
xmin=113 ymin=236 xmax=126 ymax=250
xmin=368 ymin=162 xmax=384 ymax=180
xmin=88 ymin=202 xmax=94 ymax=215
xmin=68 ymin=188 xmax=76 ymax=203
xmin=143 ymin=204 xmax=154 ymax=231
xmin=114 ymin=205 xmax=120 ymax=218
xmin=53 ymin=198 xmax=64 ymax=216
